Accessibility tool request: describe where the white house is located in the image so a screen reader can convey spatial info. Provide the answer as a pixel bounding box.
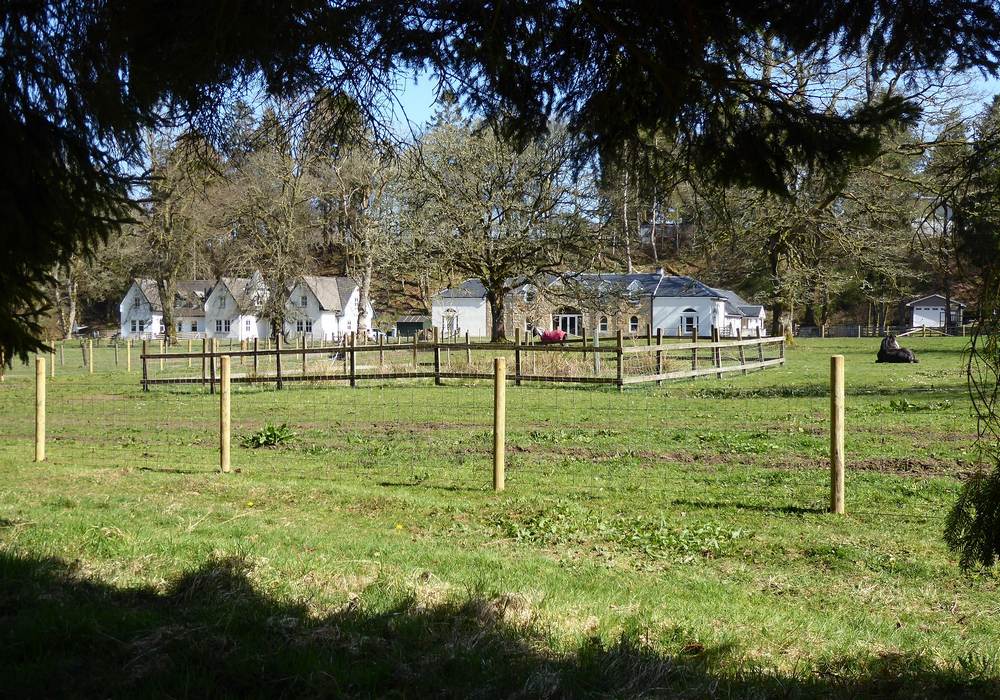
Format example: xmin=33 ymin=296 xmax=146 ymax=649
xmin=283 ymin=275 xmax=374 ymax=341
xmin=431 ymin=279 xmax=491 ymax=337
xmin=204 ymin=273 xmax=270 ymax=340
xmin=119 ymin=279 xmax=213 ymax=339
xmin=906 ymin=293 xmax=965 ymax=328
xmin=431 ymin=273 xmax=767 ymax=338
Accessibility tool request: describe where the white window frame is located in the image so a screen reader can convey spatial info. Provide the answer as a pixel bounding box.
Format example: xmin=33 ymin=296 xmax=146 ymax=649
xmin=305 ymin=319 xmax=313 ymax=333
xmin=680 ymin=308 xmax=699 ymax=334
xmin=191 ymin=321 xmax=198 ymax=332
xmin=300 ymin=294 xmax=308 ymax=308
xmin=130 ymin=320 xmax=137 ymax=333
xmin=599 ymin=316 xmax=609 ymax=332
xmin=245 ymin=319 xmax=252 ymax=333
xmin=138 ymin=320 xmax=145 ymax=332
xmin=223 ymin=319 xmax=231 ymax=333
xmin=296 ymin=320 xmax=304 ymax=332
xmin=629 ymin=315 xmax=639 ymax=332
xmin=215 ymin=319 xmax=223 ymax=333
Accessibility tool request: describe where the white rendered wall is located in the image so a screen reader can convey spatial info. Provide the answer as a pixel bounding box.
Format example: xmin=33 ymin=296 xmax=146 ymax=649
xmin=432 ymin=297 xmax=488 ymax=337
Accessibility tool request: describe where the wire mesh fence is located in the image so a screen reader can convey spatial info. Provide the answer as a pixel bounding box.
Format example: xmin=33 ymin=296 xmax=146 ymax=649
xmin=0 ymin=337 xmax=954 ymax=525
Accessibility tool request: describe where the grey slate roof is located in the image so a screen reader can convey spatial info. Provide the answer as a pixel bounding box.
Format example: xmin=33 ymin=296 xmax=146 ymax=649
xmin=434 ymin=274 xmax=764 ymax=318
xmin=435 ymin=279 xmax=488 ymax=298
xmin=135 ymin=279 xmax=213 ymax=316
xmin=905 ymin=293 xmax=966 ymax=308
xmin=300 ymin=275 xmax=358 ymax=312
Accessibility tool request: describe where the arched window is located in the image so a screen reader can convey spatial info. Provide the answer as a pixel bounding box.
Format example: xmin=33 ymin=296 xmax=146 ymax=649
xmin=629 ymin=315 xmax=639 ymax=332
xmin=680 ymin=307 xmax=698 ymax=335
xmin=442 ymin=308 xmax=459 ymax=335
xmin=599 ymin=316 xmax=609 ymax=332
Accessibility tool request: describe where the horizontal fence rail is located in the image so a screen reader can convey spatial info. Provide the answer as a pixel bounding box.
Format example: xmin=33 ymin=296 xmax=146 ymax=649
xmin=138 ymin=329 xmax=785 ymax=391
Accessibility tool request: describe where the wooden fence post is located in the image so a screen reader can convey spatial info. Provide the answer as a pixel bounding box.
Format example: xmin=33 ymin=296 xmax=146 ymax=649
xmin=690 ymin=327 xmax=698 ymax=371
xmin=737 ymin=327 xmax=747 ymax=375
xmin=158 ymin=338 xmax=164 ymax=372
xmin=0 ymin=350 xmax=5 ymax=382
xmin=433 ymin=327 xmax=442 ymax=385
xmin=655 ymin=328 xmax=663 ymax=386
xmin=646 ymin=323 xmax=652 ymax=347
xmin=380 ymin=334 xmax=385 ymax=366
xmin=830 ymin=355 xmax=845 ymax=514
xmin=220 ymin=355 xmax=231 ymax=474
xmin=514 ymin=327 xmax=522 ymax=387
xmin=350 ymin=332 xmax=357 ymax=387
xmin=301 ymin=336 xmax=307 ymax=376
xmin=711 ymin=326 xmax=722 ymax=379
xmin=114 ymin=341 xmax=119 ymax=367
xmin=188 ymin=339 xmax=193 ymax=368
xmin=141 ymin=340 xmax=148 ymax=392
xmin=201 ymin=338 xmax=207 ymax=386
xmin=465 ymin=331 xmax=471 ymax=366
xmin=275 ymin=334 xmax=283 ymax=390
xmin=59 ymin=341 xmax=65 ymax=367
xmin=210 ymin=338 xmax=217 ymax=394
xmin=50 ymin=348 xmax=55 ymax=378
xmin=35 ymin=357 xmax=45 ymax=462
xmin=412 ymin=333 xmax=418 ymax=369
xmin=582 ymin=327 xmax=588 ymax=360
xmin=857 ymin=324 xmax=862 ymax=338
xmin=88 ymin=339 xmax=94 ymax=373
xmin=494 ymin=357 xmax=506 ymax=492
xmin=253 ymin=337 xmax=259 ymax=375
xmin=593 ymin=329 xmax=601 ymax=375
xmin=755 ymin=327 xmax=764 ymax=364
xmin=616 ymin=330 xmax=624 ymax=390
xmin=80 ymin=339 xmax=86 ymax=368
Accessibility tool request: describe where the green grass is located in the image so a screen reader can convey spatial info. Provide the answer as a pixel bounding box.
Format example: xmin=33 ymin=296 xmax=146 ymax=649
xmin=1 ymin=337 xmax=998 ymax=697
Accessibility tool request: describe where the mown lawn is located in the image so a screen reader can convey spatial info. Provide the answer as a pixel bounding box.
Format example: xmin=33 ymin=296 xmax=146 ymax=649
xmin=0 ymin=336 xmax=997 ymax=698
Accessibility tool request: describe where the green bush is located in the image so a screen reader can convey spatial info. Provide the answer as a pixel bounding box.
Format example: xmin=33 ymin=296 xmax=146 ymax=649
xmin=240 ymin=423 xmax=296 ymax=449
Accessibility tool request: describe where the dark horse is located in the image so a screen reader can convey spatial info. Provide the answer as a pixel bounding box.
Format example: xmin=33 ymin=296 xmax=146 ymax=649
xmin=876 ymin=334 xmax=918 ymax=363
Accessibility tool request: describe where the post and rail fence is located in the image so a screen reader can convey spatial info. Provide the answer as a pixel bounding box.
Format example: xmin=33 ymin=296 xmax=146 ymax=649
xmin=137 ymin=327 xmax=786 ymax=391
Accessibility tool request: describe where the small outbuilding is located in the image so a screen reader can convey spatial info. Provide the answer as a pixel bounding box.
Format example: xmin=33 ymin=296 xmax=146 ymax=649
xmin=395 ymin=315 xmax=432 ymax=337
xmin=905 ymin=294 xmax=965 ymax=329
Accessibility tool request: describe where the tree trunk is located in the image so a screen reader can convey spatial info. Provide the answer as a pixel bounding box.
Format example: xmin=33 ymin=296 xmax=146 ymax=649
xmin=357 ymin=253 xmax=374 ymax=332
xmin=650 ymin=197 xmax=658 ymax=262
xmin=65 ymin=277 xmax=78 ymax=340
xmin=157 ymin=276 xmax=178 ymax=343
xmin=622 ymin=166 xmax=633 ymax=273
xmin=486 ymin=286 xmax=507 ymax=342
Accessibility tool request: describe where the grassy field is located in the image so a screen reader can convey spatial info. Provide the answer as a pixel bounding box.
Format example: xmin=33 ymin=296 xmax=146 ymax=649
xmin=1 ymin=337 xmax=998 ymax=697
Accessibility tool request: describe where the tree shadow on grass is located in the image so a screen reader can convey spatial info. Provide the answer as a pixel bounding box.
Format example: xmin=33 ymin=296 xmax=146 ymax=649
xmin=670 ymin=498 xmax=827 ymax=515
xmin=0 ymin=551 xmax=995 ymax=698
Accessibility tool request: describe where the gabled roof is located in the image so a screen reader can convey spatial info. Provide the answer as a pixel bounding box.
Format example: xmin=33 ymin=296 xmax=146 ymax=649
xmin=133 ymin=278 xmax=213 ymax=315
xmin=435 ymin=279 xmax=488 ymax=299
xmin=905 ymin=293 xmax=966 ymax=308
xmin=216 ymin=275 xmax=267 ymax=313
xmin=298 ymin=275 xmax=359 ymax=312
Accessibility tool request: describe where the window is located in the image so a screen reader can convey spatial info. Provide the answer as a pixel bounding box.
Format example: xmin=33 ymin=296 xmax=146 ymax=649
xmin=217 ymin=296 xmax=225 ymax=309
xmin=296 ymin=320 xmax=304 ymax=332
xmin=305 ymin=320 xmax=313 ymax=333
xmin=132 ymin=296 xmax=140 ymax=308
xmin=599 ymin=316 xmax=609 ymax=332
xmin=300 ymin=295 xmax=308 ymax=308
xmin=138 ymin=320 xmax=145 ymax=332
xmin=680 ymin=308 xmax=698 ymax=334
xmin=629 ymin=316 xmax=639 ymax=332
xmin=523 ymin=286 xmax=536 ymax=304
xmin=215 ymin=320 xmax=223 ymax=333
xmin=176 ymin=321 xmax=183 ymax=332
xmin=159 ymin=322 xmax=165 ymax=334
xmin=191 ymin=321 xmax=198 ymax=332
xmin=223 ymin=320 xmax=231 ymax=333
xmin=245 ymin=319 xmax=252 ymax=332
xmin=347 ymin=320 xmax=353 ymax=330
xmin=130 ymin=320 xmax=137 ymax=332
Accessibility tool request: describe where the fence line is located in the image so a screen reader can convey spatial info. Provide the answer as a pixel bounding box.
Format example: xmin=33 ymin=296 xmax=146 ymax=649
xmin=139 ymin=329 xmax=785 ymax=391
